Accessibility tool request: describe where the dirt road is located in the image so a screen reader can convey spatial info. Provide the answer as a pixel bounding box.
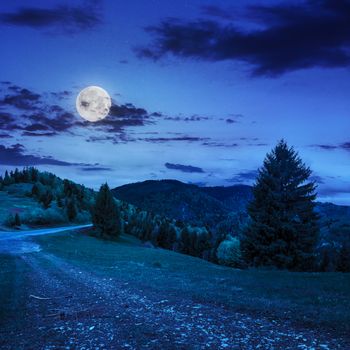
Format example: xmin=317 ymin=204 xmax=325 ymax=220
xmin=0 ymin=230 xmax=349 ymax=349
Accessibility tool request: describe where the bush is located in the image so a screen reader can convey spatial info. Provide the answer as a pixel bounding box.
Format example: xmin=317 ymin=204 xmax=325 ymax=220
xmin=217 ymin=236 xmax=242 ymax=267
xmin=22 ymin=207 xmax=67 ymax=225
xmin=75 ymin=211 xmax=91 ymax=224
xmin=4 ymin=214 xmax=16 ymax=228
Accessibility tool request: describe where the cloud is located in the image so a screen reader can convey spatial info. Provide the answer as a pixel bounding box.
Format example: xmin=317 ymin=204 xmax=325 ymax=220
xmin=340 ymin=142 xmax=350 ymax=151
xmin=312 ymin=143 xmax=350 ymax=151
xmin=23 ymin=123 xmax=50 ymax=132
xmin=202 ymin=141 xmax=239 ymax=148
xmin=227 ymin=170 xmax=258 ymax=183
xmin=0 ymin=85 xmax=77 ymax=134
xmin=318 ymin=186 xmax=350 ymax=197
xmin=164 ymin=114 xmax=210 ymax=122
xmin=0 ymin=113 xmax=15 ymax=130
xmin=0 ymin=87 xmax=41 ymax=110
xmin=200 ymin=5 xmax=234 ymax=21
xmin=143 ymin=136 xmax=208 ymax=143
xmin=30 ymin=111 xmax=75 ymax=132
xmin=22 ymin=131 xmax=58 ymax=137
xmin=50 ymin=90 xmax=72 ymax=100
xmin=0 ymin=83 xmax=160 ymax=142
xmin=310 ymin=175 xmax=325 ymax=185
xmin=0 ymin=2 xmax=101 ymax=34
xmin=137 ymin=1 xmax=350 ymax=76
xmin=0 ymin=144 xmax=78 ymax=166
xmin=313 ymin=144 xmax=338 ymax=150
xmin=81 ymin=166 xmax=113 ymax=172
xmin=165 ymin=162 xmax=205 ymax=173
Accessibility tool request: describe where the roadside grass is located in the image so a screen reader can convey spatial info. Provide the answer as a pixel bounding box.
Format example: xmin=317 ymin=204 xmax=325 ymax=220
xmin=26 ymin=230 xmax=350 ymax=336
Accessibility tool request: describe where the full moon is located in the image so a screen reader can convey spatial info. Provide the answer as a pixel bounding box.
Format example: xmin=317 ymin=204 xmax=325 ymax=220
xmin=76 ymin=86 xmax=111 ymax=122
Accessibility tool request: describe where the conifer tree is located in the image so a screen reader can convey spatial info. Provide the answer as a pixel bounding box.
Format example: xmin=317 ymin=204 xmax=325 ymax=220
xmin=92 ymin=183 xmax=121 ymax=238
xmin=67 ymin=198 xmax=77 ymax=221
xmin=3 ymin=171 xmax=11 ymax=186
xmin=242 ymin=140 xmax=319 ymax=270
xmin=14 ymin=213 xmax=21 ymax=227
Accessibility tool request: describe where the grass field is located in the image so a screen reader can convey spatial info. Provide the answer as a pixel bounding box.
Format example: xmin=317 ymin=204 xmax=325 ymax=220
xmin=5 ymin=230 xmax=349 ymax=334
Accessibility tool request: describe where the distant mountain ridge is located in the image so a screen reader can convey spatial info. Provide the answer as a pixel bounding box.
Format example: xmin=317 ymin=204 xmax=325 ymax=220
xmin=113 ymin=179 xmax=350 ymax=249
xmin=113 ymin=180 xmax=252 ymax=228
xmin=113 ymin=180 xmax=227 ymax=227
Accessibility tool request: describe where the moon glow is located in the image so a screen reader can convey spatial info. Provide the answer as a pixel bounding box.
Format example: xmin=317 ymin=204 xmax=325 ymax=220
xmin=76 ymin=86 xmax=111 ymax=122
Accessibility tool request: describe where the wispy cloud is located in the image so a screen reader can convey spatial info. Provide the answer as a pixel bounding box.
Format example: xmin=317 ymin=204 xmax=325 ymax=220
xmin=81 ymin=166 xmax=113 ymax=172
xmin=227 ymin=170 xmax=258 ymax=183
xmin=143 ymin=136 xmax=208 ymax=143
xmin=165 ymin=162 xmax=204 ymax=173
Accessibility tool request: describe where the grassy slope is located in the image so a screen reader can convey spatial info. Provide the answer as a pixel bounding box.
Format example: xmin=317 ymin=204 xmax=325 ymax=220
xmin=0 ymin=184 xmax=41 ymax=226
xmin=2 ymin=230 xmax=348 ymax=336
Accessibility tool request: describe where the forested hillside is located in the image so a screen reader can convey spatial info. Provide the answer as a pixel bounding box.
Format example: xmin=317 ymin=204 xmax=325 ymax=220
xmin=113 ymin=179 xmax=350 ymax=271
xmin=0 ymin=168 xmax=95 ymax=227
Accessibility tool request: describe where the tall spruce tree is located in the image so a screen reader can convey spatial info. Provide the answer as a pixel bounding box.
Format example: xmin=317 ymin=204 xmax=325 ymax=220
xmin=92 ymin=183 xmax=121 ymax=238
xmin=242 ymin=140 xmax=319 ymax=270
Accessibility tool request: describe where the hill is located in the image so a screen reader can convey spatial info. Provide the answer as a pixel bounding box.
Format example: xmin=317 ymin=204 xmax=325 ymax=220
xmin=113 ymin=180 xmax=252 ymax=229
xmin=0 ymin=168 xmax=95 ymax=228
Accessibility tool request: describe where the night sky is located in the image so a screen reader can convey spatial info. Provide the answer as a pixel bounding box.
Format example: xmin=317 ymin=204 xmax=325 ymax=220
xmin=0 ymin=0 xmax=349 ymax=204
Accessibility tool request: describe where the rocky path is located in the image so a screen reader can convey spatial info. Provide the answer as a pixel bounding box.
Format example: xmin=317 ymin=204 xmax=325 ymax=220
xmin=0 ymin=246 xmax=349 ymax=350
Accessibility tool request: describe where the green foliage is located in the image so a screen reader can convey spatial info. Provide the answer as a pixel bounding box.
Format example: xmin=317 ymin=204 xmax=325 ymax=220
xmin=217 ymin=236 xmax=241 ymax=267
xmin=4 ymin=214 xmax=16 ymax=228
xmin=242 ymin=140 xmax=319 ymax=270
xmin=22 ymin=207 xmax=68 ymax=225
xmin=92 ymin=183 xmax=121 ymax=238
xmin=4 ymin=212 xmax=21 ymax=228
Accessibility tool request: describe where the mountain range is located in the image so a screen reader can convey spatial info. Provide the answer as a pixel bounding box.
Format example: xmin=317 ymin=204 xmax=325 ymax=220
xmin=113 ymin=179 xmax=350 ymax=248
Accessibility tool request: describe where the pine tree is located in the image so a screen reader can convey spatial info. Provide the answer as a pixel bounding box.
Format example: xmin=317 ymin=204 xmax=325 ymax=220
xmin=31 ymin=183 xmax=41 ymax=198
xmin=67 ymin=199 xmax=77 ymax=221
xmin=3 ymin=171 xmax=11 ymax=186
xmin=14 ymin=213 xmax=21 ymax=227
xmin=242 ymin=140 xmax=319 ymax=270
xmin=40 ymin=190 xmax=53 ymax=209
xmin=157 ymin=221 xmax=170 ymax=248
xmin=92 ymin=183 xmax=121 ymax=238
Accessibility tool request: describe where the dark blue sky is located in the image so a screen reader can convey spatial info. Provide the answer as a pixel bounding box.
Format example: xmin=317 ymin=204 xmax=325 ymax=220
xmin=0 ymin=0 xmax=349 ymax=204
